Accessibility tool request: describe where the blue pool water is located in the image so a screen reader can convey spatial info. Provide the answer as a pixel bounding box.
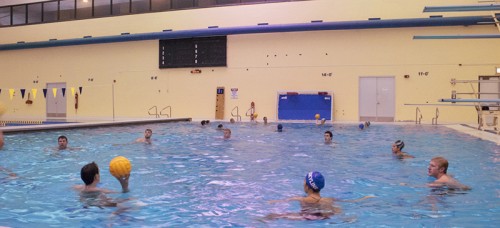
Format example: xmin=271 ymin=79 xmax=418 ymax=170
xmin=0 ymin=122 xmax=498 ymax=227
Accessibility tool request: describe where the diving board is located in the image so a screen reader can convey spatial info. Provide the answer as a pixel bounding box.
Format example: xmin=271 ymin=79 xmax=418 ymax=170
xmin=439 ymin=98 xmax=500 ymax=103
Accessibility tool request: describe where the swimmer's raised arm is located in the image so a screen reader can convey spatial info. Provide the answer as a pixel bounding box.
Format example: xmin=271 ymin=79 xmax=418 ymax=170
xmin=115 ymin=174 xmax=130 ymax=193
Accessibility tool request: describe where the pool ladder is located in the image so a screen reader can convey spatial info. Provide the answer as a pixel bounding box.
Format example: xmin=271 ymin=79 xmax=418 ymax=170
xmin=148 ymin=106 xmax=172 ymax=118
xmin=231 ymin=106 xmax=242 ymax=122
xmin=415 ymin=107 xmax=423 ymax=124
xmin=432 ymin=108 xmax=439 ymax=125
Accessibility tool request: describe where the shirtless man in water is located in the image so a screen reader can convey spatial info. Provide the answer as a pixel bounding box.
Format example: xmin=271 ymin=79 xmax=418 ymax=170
xmin=428 ymin=156 xmax=470 ymax=190
xmin=136 ymin=129 xmax=153 ymax=144
xmin=266 ymin=171 xmax=340 ymax=220
xmin=74 ymin=162 xmax=129 ymax=207
xmin=392 ymin=140 xmax=414 ymax=159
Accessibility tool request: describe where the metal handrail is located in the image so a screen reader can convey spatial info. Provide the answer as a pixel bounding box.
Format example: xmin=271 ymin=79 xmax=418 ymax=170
xmin=160 ymin=106 xmax=171 ymax=118
xmin=148 ymin=106 xmax=159 ymax=118
xmin=432 ymin=108 xmax=439 ymax=125
xmin=415 ymin=107 xmax=422 ymax=124
xmin=231 ymin=106 xmax=242 ymax=122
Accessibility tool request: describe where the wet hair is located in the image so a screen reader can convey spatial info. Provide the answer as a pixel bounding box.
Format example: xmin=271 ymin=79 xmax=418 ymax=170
xmin=394 ymin=140 xmax=404 ymax=150
xmin=201 ymin=120 xmax=206 ymax=126
xmin=206 ymin=120 xmax=210 ymax=124
xmin=277 ymin=124 xmax=283 ymax=132
xmin=431 ymin=157 xmax=449 ymax=174
xmin=324 ymin=131 xmax=333 ymax=138
xmin=217 ymin=124 xmax=223 ymax=129
xmin=145 ymin=129 xmax=152 ymax=133
xmin=81 ymin=162 xmax=99 ymax=186
xmin=58 ymin=135 xmax=68 ymax=142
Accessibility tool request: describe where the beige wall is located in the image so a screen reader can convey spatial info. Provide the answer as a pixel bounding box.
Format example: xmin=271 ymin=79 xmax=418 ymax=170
xmin=0 ymin=0 xmax=499 ymax=123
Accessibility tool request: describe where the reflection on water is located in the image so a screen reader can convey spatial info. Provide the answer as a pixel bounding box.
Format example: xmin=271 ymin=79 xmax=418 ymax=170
xmin=0 ymin=122 xmax=498 ymax=226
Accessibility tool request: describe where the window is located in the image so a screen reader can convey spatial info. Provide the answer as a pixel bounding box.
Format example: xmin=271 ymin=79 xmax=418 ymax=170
xmin=152 ymin=0 xmax=171 ymax=11
xmin=216 ymin=0 xmax=240 ymax=5
xmin=132 ymin=0 xmax=149 ymax=13
xmin=0 ymin=7 xmax=11 ymax=26
xmin=197 ymin=0 xmax=216 ymax=7
xmin=112 ymin=0 xmax=130 ymax=15
xmin=94 ymin=0 xmax=111 ymax=17
xmin=27 ymin=3 xmax=42 ymax=24
xmin=60 ymin=0 xmax=76 ymax=21
xmin=12 ymin=5 xmax=26 ymax=25
xmin=172 ymin=0 xmax=194 ymax=9
xmin=77 ymin=0 xmax=93 ymax=19
xmin=43 ymin=1 xmax=58 ymax=22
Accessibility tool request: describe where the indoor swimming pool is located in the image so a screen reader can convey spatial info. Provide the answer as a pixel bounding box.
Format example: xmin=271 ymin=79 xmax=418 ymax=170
xmin=0 ymin=122 xmax=498 ymax=227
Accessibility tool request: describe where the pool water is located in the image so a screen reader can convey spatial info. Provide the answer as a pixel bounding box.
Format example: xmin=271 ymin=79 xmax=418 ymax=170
xmin=0 ymin=122 xmax=498 ymax=227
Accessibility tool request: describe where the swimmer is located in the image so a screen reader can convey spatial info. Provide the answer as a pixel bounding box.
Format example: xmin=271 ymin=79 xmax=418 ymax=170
xmin=391 ymin=140 xmax=414 ymax=159
xmin=136 ymin=129 xmax=153 ymax=144
xmin=74 ymin=162 xmax=130 ymax=207
xmin=277 ymin=124 xmax=283 ymax=132
xmin=263 ymin=117 xmax=268 ymax=125
xmin=266 ymin=171 xmax=373 ymax=221
xmin=324 ymin=131 xmax=333 ymax=144
xmin=316 ymin=118 xmax=326 ymax=125
xmin=364 ymin=121 xmax=371 ymax=128
xmin=223 ymin=128 xmax=231 ymax=139
xmin=428 ymin=157 xmax=470 ymax=190
xmin=217 ymin=124 xmax=224 ymax=130
xmin=201 ymin=120 xmax=207 ymax=126
xmin=230 ymin=118 xmax=235 ymax=123
xmin=58 ymin=135 xmax=68 ymax=150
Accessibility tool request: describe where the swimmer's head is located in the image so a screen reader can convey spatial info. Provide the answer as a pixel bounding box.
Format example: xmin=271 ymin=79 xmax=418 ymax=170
xmin=58 ymin=135 xmax=68 ymax=149
xmin=358 ymin=123 xmax=364 ymax=130
xmin=305 ymin=171 xmax=325 ymax=192
xmin=277 ymin=124 xmax=283 ymax=132
xmin=201 ymin=120 xmax=206 ymax=126
xmin=144 ymin=129 xmax=153 ymax=139
xmin=217 ymin=124 xmax=223 ymax=129
xmin=81 ymin=162 xmax=99 ymax=186
xmin=394 ymin=140 xmax=405 ymax=150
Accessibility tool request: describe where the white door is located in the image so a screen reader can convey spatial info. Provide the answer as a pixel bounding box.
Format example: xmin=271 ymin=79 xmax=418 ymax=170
xmin=359 ymin=77 xmax=395 ymax=122
xmin=46 ymin=82 xmax=67 ymax=118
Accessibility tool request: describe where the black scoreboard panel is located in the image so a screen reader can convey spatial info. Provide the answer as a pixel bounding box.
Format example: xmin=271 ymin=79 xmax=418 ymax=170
xmin=159 ymin=36 xmax=227 ymax=68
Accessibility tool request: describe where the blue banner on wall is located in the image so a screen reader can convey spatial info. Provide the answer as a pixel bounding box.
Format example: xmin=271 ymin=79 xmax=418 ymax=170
xmin=278 ymin=94 xmax=332 ymax=120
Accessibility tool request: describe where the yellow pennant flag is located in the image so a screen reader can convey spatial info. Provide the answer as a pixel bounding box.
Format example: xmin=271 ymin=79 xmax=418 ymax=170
xmin=71 ymin=87 xmax=75 ymax=96
xmin=32 ymin=88 xmax=37 ymax=99
xmin=9 ymin=89 xmax=15 ymax=100
xmin=52 ymin=88 xmax=57 ymax=98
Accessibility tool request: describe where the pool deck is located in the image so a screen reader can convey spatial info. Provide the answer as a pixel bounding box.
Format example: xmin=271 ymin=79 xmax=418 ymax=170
xmin=0 ymin=119 xmax=498 ymax=144
xmin=0 ymin=118 xmax=191 ymax=133
xmin=445 ymin=124 xmax=500 ymax=145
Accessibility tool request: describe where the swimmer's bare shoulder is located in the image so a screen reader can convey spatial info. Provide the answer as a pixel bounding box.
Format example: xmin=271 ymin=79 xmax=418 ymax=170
xmin=73 ymin=185 xmax=116 ymax=194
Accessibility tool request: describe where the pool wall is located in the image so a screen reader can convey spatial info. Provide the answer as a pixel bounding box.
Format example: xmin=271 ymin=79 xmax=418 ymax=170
xmin=0 ymin=0 xmax=498 ymax=123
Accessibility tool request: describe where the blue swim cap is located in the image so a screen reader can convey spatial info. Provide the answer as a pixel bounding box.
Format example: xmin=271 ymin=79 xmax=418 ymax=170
xmin=277 ymin=124 xmax=283 ymax=132
xmin=359 ymin=123 xmax=364 ymax=130
xmin=305 ymin=171 xmax=325 ymax=191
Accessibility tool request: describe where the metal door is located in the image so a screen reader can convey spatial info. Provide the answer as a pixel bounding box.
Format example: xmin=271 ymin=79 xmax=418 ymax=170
xmin=359 ymin=77 xmax=395 ymax=122
xmin=46 ymin=82 xmax=67 ymax=118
